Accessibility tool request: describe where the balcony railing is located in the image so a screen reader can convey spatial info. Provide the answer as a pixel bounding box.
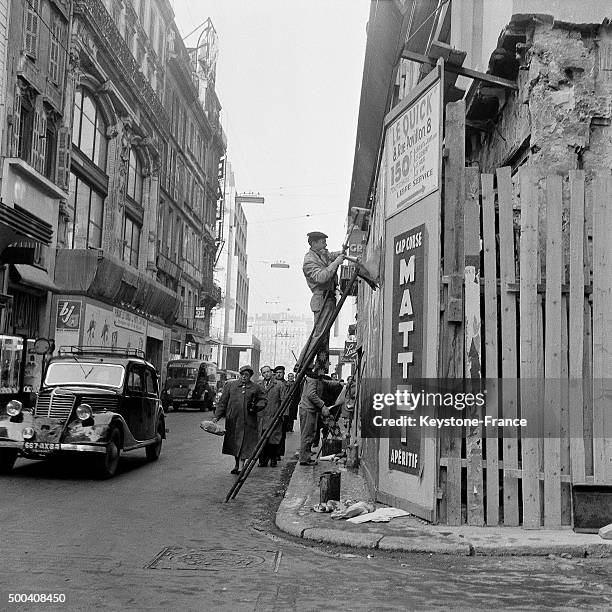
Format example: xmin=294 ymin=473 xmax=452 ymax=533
xmin=74 ymin=0 xmax=168 ymax=128
xmin=201 ymin=280 xmax=221 ymax=305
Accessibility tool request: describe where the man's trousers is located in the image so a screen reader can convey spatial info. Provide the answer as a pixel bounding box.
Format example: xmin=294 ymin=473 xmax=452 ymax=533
xmin=299 ymin=406 xmax=320 ymax=463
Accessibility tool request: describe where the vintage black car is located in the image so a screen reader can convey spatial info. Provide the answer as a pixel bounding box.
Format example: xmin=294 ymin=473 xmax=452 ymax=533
xmin=0 ymin=346 xmax=166 ymax=478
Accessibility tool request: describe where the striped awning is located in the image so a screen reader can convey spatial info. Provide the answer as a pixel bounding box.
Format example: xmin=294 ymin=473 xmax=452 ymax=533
xmin=0 ymin=201 xmax=53 ymax=245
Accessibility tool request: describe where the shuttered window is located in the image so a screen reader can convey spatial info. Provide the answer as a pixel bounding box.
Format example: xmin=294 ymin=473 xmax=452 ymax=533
xmin=49 ymin=14 xmax=66 ymax=85
xmin=24 ymin=0 xmax=39 ymax=57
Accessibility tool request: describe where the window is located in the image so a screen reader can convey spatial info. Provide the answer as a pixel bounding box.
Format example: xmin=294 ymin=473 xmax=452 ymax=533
xmin=127 ymin=367 xmax=143 ymax=392
xmin=44 ymin=116 xmax=57 ymax=180
xmin=123 ymin=215 xmax=141 ymax=268
xmin=72 ymin=89 xmax=108 ymax=170
xmin=24 ymin=0 xmax=39 ymax=58
xmin=144 ymin=369 xmax=157 ymax=395
xmin=49 ymin=13 xmax=66 ymax=85
xmin=126 ymin=149 xmax=143 ymax=204
xmin=66 ymin=173 xmax=104 ymax=249
xmin=17 ymin=98 xmax=34 ymax=162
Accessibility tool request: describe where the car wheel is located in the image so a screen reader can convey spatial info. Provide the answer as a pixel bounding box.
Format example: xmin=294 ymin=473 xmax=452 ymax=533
xmin=0 ymin=449 xmax=17 ymax=474
xmin=95 ymin=427 xmax=121 ymax=479
xmin=145 ymin=421 xmax=164 ymax=461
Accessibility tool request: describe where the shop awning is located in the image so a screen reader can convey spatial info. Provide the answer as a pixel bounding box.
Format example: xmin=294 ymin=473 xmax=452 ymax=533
xmin=185 ymin=333 xmax=208 ymax=346
xmin=0 ymin=201 xmax=53 ymax=245
xmin=11 ymin=264 xmax=58 ymax=292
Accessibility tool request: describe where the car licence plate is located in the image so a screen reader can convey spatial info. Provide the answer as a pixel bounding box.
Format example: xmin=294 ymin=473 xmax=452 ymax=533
xmin=23 ymin=441 xmax=60 ymax=452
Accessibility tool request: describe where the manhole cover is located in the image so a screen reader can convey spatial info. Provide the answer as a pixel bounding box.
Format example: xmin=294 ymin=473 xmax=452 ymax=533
xmin=145 ymin=547 xmax=281 ymax=572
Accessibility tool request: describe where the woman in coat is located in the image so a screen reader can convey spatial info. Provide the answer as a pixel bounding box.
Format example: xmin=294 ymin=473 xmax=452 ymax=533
xmin=213 ymin=365 xmax=267 ymax=474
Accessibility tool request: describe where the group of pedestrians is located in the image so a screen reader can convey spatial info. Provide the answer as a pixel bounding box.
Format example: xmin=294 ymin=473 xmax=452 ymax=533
xmin=211 ymin=364 xmax=299 ymax=474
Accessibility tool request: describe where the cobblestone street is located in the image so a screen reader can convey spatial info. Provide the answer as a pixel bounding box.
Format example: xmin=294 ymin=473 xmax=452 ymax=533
xmin=0 ymin=412 xmax=611 ymax=611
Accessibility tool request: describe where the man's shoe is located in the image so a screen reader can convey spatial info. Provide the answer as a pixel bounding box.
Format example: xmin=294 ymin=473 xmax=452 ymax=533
xmin=299 ymin=460 xmax=318 ymax=466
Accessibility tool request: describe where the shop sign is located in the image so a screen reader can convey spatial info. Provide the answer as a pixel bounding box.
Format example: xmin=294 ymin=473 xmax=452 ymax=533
xmin=194 ymin=307 xmax=206 ymax=319
xmin=347 ymin=228 xmax=365 ymax=258
xmin=113 ymin=307 xmax=146 ymax=334
xmin=342 ymin=340 xmax=357 ymax=362
xmin=384 ymin=80 xmax=441 ymax=217
xmin=56 ymin=300 xmax=81 ymax=332
xmin=388 ymin=225 xmax=425 ymax=475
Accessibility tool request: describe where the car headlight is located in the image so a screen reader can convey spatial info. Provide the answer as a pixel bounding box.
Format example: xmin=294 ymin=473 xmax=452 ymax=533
xmin=22 ymin=427 xmax=34 ymax=440
xmin=6 ymin=400 xmax=23 ymax=417
xmin=187 ymin=390 xmax=193 ymax=398
xmin=76 ymin=403 xmax=93 ymax=421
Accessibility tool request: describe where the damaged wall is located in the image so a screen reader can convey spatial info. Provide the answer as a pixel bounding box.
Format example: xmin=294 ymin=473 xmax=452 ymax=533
xmin=476 ymin=18 xmax=612 ymax=175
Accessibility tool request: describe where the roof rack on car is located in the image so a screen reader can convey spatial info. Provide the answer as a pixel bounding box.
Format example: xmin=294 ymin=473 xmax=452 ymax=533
xmin=58 ymin=346 xmax=146 ymax=358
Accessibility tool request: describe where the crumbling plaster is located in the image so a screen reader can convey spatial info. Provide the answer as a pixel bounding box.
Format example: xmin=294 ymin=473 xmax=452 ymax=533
xmin=477 ymin=21 xmax=612 ymax=176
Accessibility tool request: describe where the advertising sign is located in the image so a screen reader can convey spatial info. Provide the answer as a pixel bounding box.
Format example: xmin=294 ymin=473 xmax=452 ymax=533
xmin=56 ymin=300 xmax=81 ymax=332
xmin=342 ymin=340 xmax=357 ymax=363
xmin=194 ymin=307 xmax=207 ymax=319
xmin=84 ymin=303 xmax=146 ymax=352
xmin=113 ymin=307 xmax=146 ymax=334
xmin=388 ymin=224 xmax=426 ymax=475
xmin=384 ymin=80 xmax=441 ymax=217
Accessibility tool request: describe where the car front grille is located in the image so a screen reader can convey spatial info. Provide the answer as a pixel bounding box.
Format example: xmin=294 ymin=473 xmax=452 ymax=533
xmin=34 ymin=390 xmax=76 ymax=420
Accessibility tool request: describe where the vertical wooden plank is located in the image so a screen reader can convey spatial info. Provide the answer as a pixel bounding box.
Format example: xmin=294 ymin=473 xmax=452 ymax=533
xmin=543 ymin=174 xmax=562 ymax=527
xmin=465 ymin=167 xmax=484 ymax=526
xmin=568 ymin=170 xmax=586 ymax=483
xmin=440 ymin=100 xmax=465 ymax=525
xmin=482 ymin=173 xmax=499 ymax=525
xmin=583 ymin=174 xmax=594 ymax=478
xmin=560 ymin=293 xmax=572 ymax=525
xmin=592 ymin=172 xmax=612 ymax=484
xmin=520 ymin=167 xmax=541 ymax=529
xmin=497 ymin=166 xmax=519 ymax=526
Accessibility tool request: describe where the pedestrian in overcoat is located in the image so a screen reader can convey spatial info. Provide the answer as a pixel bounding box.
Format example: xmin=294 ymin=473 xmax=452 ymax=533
xmin=213 ymin=365 xmax=267 ymax=474
xmin=258 ymin=365 xmax=284 ymax=467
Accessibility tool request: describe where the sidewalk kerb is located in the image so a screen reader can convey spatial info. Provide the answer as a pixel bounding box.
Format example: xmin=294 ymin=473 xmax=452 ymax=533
xmin=378 ymin=535 xmax=472 ymax=555
xmin=302 ymin=527 xmax=383 ymax=549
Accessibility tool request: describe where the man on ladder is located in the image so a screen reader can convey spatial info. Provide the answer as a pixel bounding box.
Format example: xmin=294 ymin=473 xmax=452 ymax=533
xmin=296 ymin=231 xmax=346 ymax=370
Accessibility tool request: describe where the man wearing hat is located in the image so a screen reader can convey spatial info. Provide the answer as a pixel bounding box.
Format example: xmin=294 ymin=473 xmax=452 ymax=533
xmin=213 ymin=365 xmax=267 ymax=474
xmin=257 ymin=365 xmax=284 ymax=467
xmin=273 ymin=365 xmax=291 ymax=457
xmin=297 ymin=231 xmax=345 ymax=369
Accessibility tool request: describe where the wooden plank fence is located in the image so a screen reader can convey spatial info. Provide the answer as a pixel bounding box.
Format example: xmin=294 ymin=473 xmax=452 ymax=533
xmin=438 ymin=165 xmax=612 ymax=528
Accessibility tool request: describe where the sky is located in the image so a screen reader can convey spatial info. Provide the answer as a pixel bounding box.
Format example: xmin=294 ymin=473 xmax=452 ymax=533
xmin=172 ymin=0 xmax=371 ymax=318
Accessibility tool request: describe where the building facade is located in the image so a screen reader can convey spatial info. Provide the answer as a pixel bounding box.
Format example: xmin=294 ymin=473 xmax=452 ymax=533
xmin=249 ymin=312 xmax=311 ymax=371
xmin=0 ymin=0 xmax=68 ymax=391
xmin=211 ymin=159 xmax=261 ymax=371
xmin=351 ymin=0 xmax=612 ymax=527
xmin=4 ymin=0 xmax=226 ymax=379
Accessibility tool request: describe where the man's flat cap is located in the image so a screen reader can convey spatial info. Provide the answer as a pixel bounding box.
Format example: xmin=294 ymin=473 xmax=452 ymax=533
xmin=273 ymin=365 xmax=285 ymax=373
xmin=239 ymin=365 xmax=254 ymax=374
xmin=307 ymin=231 xmax=328 ymax=240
